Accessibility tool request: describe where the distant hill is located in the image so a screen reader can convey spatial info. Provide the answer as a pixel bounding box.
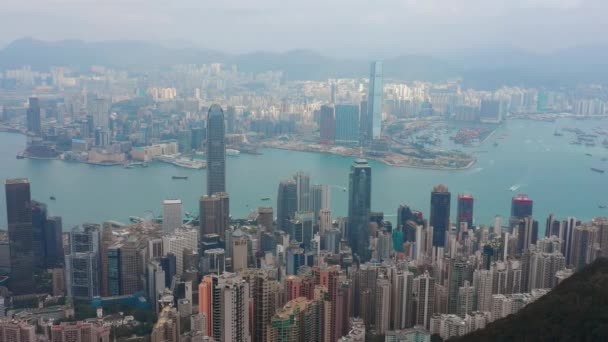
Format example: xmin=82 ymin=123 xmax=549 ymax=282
xmin=1 ymin=38 xmax=607 ymax=88
xmin=451 ymin=258 xmax=608 ymax=342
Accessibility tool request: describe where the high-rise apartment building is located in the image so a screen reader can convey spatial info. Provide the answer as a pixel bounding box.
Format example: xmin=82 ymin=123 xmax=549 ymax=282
xmin=206 ymin=104 xmax=226 ymax=196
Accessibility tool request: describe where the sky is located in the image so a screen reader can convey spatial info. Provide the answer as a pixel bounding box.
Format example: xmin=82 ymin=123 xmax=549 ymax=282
xmin=0 ymin=0 xmax=606 ymax=57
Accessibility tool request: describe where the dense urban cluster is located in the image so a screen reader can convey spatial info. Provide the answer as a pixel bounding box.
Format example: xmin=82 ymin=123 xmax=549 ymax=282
xmin=1 ymin=59 xmax=608 ymax=342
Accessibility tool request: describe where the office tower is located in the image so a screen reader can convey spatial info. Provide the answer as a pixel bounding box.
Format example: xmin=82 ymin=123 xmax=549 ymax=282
xmin=311 ymin=184 xmax=330 ymax=221
xmin=107 ymin=239 xmax=144 ymax=296
xmin=367 ymin=61 xmax=384 ymax=140
xmin=45 ymin=216 xmax=64 ymax=268
xmin=335 ymin=104 xmax=360 ymax=145
xmin=26 ymin=97 xmax=41 ymax=135
xmin=457 ymin=281 xmax=475 ymax=318
xmin=517 ymin=217 xmax=539 ymax=254
xmin=319 ymin=208 xmax=332 ymax=235
xmin=162 ymin=228 xmax=198 ymax=276
xmin=201 ymin=248 xmax=225 ymax=275
xmin=160 ymin=253 xmax=177 ymax=286
xmin=391 ymin=269 xmax=414 ymax=330
xmin=347 ymin=159 xmax=372 ymax=261
xmin=375 ymin=277 xmax=391 ymax=334
xmin=294 ymin=171 xmax=311 ymax=212
xmin=226 ymin=106 xmax=236 ymax=134
xmin=457 ymin=193 xmax=474 ymax=230
xmin=430 ymin=184 xmax=451 ymax=248
xmin=231 ymin=229 xmax=248 ymax=272
xmin=5 ymin=179 xmax=35 ymax=294
xmin=198 ymin=193 xmax=230 ymax=237
xmin=494 ymin=216 xmax=502 ymax=236
xmin=447 ymin=260 xmax=471 ymax=314
xmin=414 ymin=272 xmax=435 ymax=329
xmin=510 ymin=194 xmax=533 ymax=226
xmin=320 ymin=104 xmax=335 ymax=143
xmin=206 ymin=104 xmax=226 ymax=195
xmin=30 ymin=200 xmax=47 ymax=268
xmin=257 ymin=207 xmax=273 ymax=231
xmin=571 ymin=224 xmax=599 ymax=270
xmin=65 ymin=225 xmax=101 ymax=300
xmin=561 ymin=217 xmax=577 ymax=266
xmin=90 ymin=97 xmax=110 ymax=131
xmin=214 ymin=273 xmax=250 ymax=342
xmin=545 ymin=214 xmax=559 ymax=238
xmin=147 ymin=261 xmax=166 ymax=312
xmin=151 ymin=306 xmax=180 ymax=342
xmin=99 ymin=223 xmax=114 ymax=297
xmin=163 ymin=199 xmax=183 ymax=234
xmin=473 ymin=269 xmax=493 ymax=312
xmin=277 ymin=180 xmax=297 ymax=231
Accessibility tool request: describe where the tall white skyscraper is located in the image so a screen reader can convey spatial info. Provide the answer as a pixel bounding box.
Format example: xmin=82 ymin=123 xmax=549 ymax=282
xmin=162 ymin=199 xmax=183 ymax=234
xmin=367 ymin=61 xmax=384 ymax=139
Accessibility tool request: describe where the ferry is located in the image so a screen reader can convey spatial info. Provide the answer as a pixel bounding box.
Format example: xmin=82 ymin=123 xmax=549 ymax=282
xmin=172 ymin=176 xmax=188 ymax=180
xmin=261 ymin=197 xmax=270 ymax=201
xmin=49 ymin=196 xmax=56 ymax=201
xmin=226 ymin=149 xmax=241 ymax=156
xmin=16 ymin=154 xmax=25 ymax=159
xmin=599 ymin=205 xmax=607 ymax=209
xmin=586 ymin=153 xmax=593 ymax=157
xmin=591 ymin=168 xmax=605 ymax=174
xmin=509 ymin=184 xmax=521 ymax=192
xmin=553 ymin=131 xmax=564 ymax=137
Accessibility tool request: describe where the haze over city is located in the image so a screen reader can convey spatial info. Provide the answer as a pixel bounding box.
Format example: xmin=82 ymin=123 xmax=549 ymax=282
xmin=0 ymin=1 xmax=608 ymax=342
xmin=1 ymin=0 xmax=608 ymax=56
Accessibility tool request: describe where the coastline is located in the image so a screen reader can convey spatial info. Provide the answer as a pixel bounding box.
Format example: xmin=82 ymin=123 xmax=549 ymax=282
xmin=260 ymin=144 xmax=477 ymax=171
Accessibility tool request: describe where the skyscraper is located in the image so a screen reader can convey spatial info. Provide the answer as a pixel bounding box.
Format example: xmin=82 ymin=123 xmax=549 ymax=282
xmin=457 ymin=193 xmax=474 ymax=230
xmin=294 ymin=171 xmax=311 ymax=212
xmin=430 ymin=184 xmax=451 ymax=248
xmin=162 ymin=199 xmax=183 ymax=234
xmin=151 ymin=306 xmax=180 ymax=342
xmin=26 ymin=97 xmax=41 ymax=136
xmin=414 ymin=272 xmax=435 ymax=329
xmin=335 ymin=104 xmax=360 ymax=145
xmin=348 ymin=159 xmax=372 ymax=261
xmin=198 ymin=193 xmax=230 ymax=237
xmin=319 ymin=104 xmax=335 ymax=144
xmin=65 ymin=225 xmax=101 ymax=299
xmin=206 ymin=104 xmax=226 ymax=195
xmin=277 ymin=180 xmax=297 ymax=231
xmin=5 ymin=178 xmax=35 ymax=294
xmin=30 ymin=200 xmax=47 ymax=268
xmin=510 ymin=194 xmax=533 ymax=226
xmin=367 ymin=61 xmax=384 ymax=140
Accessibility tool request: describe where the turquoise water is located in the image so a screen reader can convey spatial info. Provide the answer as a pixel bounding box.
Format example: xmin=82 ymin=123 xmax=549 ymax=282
xmin=1 ymin=118 xmax=607 ymax=230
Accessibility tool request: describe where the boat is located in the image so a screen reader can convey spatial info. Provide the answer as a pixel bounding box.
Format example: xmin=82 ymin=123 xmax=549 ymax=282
xmin=554 ymin=131 xmax=564 ymax=137
xmin=591 ymin=168 xmax=605 ymax=174
xmin=599 ymin=205 xmax=607 ymax=209
xmin=586 ymin=153 xmax=593 ymax=157
xmin=49 ymin=196 xmax=56 ymax=200
xmin=129 ymin=216 xmax=143 ymax=223
xmin=16 ymin=154 xmax=25 ymax=159
xmin=261 ymin=197 xmax=270 ymax=201
xmin=172 ymin=176 xmax=188 ymax=180
xmin=509 ymin=184 xmax=521 ymax=192
xmin=226 ymin=149 xmax=241 ymax=156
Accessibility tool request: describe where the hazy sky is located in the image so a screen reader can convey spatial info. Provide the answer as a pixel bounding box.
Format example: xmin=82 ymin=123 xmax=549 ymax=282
xmin=1 ymin=0 xmax=606 ymax=56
